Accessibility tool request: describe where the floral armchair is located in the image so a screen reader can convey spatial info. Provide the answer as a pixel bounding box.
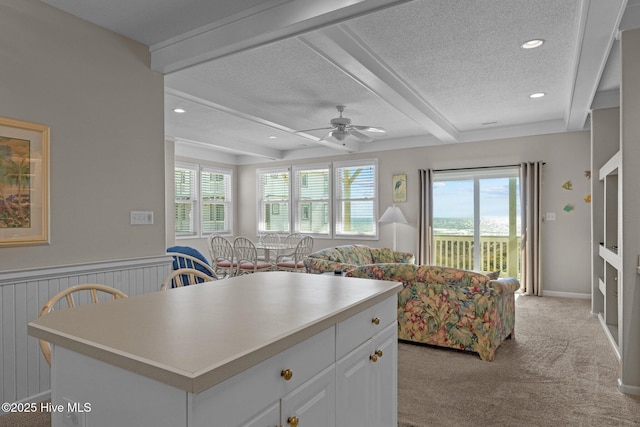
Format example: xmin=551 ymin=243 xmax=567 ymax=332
xmin=303 ymin=244 xmax=415 ymax=274
xmin=346 ymin=263 xmax=519 ymax=361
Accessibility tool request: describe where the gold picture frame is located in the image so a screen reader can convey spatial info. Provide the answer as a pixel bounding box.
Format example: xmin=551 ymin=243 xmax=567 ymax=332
xmin=392 ymin=173 xmax=407 ymax=203
xmin=0 ymin=116 xmax=50 ymax=247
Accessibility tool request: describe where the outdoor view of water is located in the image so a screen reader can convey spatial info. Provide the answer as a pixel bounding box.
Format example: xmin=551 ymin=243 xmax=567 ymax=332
xmin=433 ymin=217 xmax=520 ymax=236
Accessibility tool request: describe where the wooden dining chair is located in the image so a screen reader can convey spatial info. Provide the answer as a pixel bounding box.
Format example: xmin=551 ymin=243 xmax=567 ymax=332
xmin=233 ymin=236 xmax=272 ymax=275
xmin=275 ymin=236 xmax=314 ymax=272
xmin=207 ymin=234 xmax=237 ymax=278
xmin=160 ymin=268 xmax=215 ymax=290
xmin=38 ymin=284 xmax=128 ymax=366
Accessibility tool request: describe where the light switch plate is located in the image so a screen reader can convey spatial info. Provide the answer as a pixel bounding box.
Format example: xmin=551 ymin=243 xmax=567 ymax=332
xmin=130 ymin=211 xmax=154 ymax=225
xmin=545 ymin=212 xmax=556 ymax=221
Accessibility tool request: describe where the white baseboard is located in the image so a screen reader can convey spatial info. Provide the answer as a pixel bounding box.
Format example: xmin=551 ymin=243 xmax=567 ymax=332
xmin=618 ymin=379 xmax=640 ymax=396
xmin=13 ymin=390 xmax=50 ymax=404
xmin=541 ymin=290 xmax=591 ymax=299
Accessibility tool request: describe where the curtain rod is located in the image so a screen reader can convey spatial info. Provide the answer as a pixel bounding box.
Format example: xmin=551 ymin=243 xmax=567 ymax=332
xmin=433 ymin=162 xmax=545 ymax=172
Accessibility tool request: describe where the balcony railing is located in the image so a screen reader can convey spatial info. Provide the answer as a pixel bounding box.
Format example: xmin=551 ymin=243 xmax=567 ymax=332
xmin=433 ymin=235 xmax=521 ymax=278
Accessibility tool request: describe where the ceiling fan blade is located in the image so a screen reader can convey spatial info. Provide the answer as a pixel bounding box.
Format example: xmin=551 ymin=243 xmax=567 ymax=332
xmin=319 ymin=130 xmax=334 ymax=141
xmin=351 ymin=125 xmax=386 ymax=133
xmin=295 ymin=127 xmax=333 ymax=133
xmin=350 ymin=129 xmax=373 ymax=142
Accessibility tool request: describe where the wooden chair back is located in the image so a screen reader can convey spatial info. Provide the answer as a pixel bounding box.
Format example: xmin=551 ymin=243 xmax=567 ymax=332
xmin=161 ymin=268 xmax=215 ymax=290
xmin=38 ymin=284 xmax=128 ymax=365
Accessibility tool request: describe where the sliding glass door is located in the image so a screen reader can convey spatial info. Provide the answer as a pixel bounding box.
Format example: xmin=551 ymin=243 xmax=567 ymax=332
xmin=432 ymin=167 xmax=521 ymax=278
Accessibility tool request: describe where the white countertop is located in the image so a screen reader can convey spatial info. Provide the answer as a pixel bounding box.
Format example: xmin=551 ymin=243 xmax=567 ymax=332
xmin=28 ymin=272 xmax=401 ymax=393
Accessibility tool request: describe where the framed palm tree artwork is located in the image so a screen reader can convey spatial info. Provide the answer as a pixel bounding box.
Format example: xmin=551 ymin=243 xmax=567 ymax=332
xmin=0 ymin=116 xmax=50 ymax=246
xmin=392 ymin=173 xmax=407 ymax=203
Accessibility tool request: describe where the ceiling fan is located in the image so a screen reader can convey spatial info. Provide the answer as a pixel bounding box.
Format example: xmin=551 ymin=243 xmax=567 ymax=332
xmin=297 ymin=105 xmax=386 ymax=145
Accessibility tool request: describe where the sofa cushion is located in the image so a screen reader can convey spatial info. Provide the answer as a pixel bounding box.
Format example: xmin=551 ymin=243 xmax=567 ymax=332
xmin=416 ymin=265 xmax=490 ymax=288
xmin=333 ymin=245 xmax=374 ymax=265
xmin=369 ymin=247 xmax=415 ymax=264
xmin=347 ymin=263 xmax=417 ymax=285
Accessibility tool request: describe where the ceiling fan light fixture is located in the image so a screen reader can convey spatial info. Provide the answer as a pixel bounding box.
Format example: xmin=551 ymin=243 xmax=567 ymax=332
xmin=521 ymin=39 xmax=544 ymax=49
xmin=333 ymin=130 xmax=347 ymax=141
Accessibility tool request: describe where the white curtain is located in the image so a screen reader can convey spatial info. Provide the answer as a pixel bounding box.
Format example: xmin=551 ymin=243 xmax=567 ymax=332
xmin=520 ymin=162 xmax=544 ymax=296
xmin=417 ymin=169 xmax=433 ymax=265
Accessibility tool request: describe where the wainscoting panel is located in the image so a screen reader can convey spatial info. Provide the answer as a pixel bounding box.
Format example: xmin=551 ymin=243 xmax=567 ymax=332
xmin=0 ymin=256 xmax=172 ymax=404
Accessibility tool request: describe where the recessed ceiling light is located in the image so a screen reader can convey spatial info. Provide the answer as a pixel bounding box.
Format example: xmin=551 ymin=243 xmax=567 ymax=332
xmin=521 ymin=39 xmax=544 ymax=49
xmin=269 ymin=136 xmax=278 ymax=139
xmin=529 ymin=92 xmax=546 ymax=99
xmin=173 ymin=108 xmax=186 ymax=113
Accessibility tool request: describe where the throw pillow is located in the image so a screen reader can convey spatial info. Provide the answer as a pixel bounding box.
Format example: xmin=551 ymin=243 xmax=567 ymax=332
xmin=486 ymin=270 xmax=501 ymax=280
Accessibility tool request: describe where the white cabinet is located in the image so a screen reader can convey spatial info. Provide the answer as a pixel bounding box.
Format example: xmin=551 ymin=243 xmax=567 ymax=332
xmin=335 ymin=297 xmax=398 ymax=427
xmin=280 ymin=365 xmax=335 ymax=427
xmin=336 ymin=322 xmax=397 ymax=427
xmin=240 ymin=365 xmax=336 ymax=427
xmin=35 ymin=275 xmax=402 ymax=425
xmin=191 ymin=326 xmax=336 ymax=427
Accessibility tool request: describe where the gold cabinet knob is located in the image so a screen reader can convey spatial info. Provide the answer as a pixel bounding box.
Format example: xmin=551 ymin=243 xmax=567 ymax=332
xmin=281 ymin=369 xmax=293 ymax=381
xmin=375 ymin=349 xmax=383 ymax=357
xmin=372 ymin=317 xmax=380 ymax=325
xmin=370 ymin=354 xmax=378 ymax=362
xmin=287 ymin=416 xmax=299 ymax=426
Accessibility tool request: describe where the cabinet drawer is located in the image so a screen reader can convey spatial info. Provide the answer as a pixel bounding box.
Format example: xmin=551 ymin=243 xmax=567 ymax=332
xmin=336 ymin=296 xmax=396 ymax=359
xmin=190 ymin=326 xmax=335 ymax=427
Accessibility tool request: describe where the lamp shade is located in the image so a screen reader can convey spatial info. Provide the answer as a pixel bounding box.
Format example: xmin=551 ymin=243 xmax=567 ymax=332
xmin=378 ymin=205 xmax=408 ymax=224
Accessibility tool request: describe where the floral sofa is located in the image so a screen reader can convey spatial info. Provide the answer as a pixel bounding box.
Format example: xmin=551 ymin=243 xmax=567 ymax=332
xmin=303 ymin=244 xmax=415 ymax=274
xmin=346 ymin=263 xmax=519 ymax=362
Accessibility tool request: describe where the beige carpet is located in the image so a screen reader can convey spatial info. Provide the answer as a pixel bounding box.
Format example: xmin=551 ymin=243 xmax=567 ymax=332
xmin=398 ymin=295 xmax=640 ymax=427
xmin=3 ymin=296 xmax=639 ymax=426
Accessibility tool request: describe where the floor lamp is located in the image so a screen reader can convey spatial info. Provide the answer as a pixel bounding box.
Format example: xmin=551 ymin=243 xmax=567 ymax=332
xmin=379 ymin=205 xmax=408 ymax=251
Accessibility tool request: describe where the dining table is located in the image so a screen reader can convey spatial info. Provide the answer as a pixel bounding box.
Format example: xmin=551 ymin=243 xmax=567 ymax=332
xmin=254 ymin=241 xmax=296 ymax=263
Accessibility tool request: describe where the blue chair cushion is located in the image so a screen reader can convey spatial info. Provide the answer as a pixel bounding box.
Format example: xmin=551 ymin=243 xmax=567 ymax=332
xmin=166 ymin=246 xmax=212 ymax=281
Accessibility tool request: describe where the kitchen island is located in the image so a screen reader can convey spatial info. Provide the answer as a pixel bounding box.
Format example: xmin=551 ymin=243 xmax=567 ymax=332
xmin=28 ymin=271 xmax=401 ymax=427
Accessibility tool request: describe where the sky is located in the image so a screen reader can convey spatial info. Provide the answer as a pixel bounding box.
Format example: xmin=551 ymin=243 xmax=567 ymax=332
xmin=432 ymin=178 xmax=520 ymax=218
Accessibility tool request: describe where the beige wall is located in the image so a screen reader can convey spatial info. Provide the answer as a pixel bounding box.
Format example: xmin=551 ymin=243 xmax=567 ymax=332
xmin=0 ymin=0 xmax=165 ymax=271
xmin=235 ymin=131 xmax=592 ymax=296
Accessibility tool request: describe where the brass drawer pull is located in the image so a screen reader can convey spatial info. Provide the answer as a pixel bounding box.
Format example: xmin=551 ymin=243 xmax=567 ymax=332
xmin=287 ymin=415 xmax=299 ymax=426
xmin=370 ymin=349 xmax=383 ymax=362
xmin=372 ymin=317 xmax=380 ymax=325
xmin=281 ymin=369 xmax=293 ymax=381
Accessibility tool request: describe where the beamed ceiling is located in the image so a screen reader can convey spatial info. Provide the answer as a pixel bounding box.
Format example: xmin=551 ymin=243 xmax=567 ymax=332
xmin=41 ymin=0 xmax=640 ymax=164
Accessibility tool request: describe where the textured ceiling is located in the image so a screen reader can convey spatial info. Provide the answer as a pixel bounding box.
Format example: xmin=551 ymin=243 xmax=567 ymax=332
xmin=41 ymin=0 xmax=639 ymax=164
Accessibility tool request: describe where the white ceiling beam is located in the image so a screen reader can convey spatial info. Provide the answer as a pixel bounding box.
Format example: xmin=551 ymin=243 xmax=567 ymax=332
xmin=458 ymin=119 xmax=570 ymax=144
xmin=167 ymin=129 xmax=283 ymax=160
xmin=299 ymin=25 xmax=460 ymax=143
xmin=565 ymin=0 xmax=627 ymax=130
xmin=165 ymin=81 xmax=354 ymax=153
xmin=151 ymin=0 xmax=413 ymax=74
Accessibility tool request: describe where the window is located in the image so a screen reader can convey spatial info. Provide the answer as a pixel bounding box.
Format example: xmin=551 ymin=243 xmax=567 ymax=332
xmin=257 ymin=167 xmax=290 ymax=233
xmin=293 ymin=164 xmax=331 ymax=237
xmin=334 ymin=159 xmax=378 ymax=239
xmin=175 ymin=164 xmax=197 ymax=235
xmin=431 ymin=167 xmax=520 ymax=278
xmin=175 ymin=163 xmax=233 ymax=237
xmin=256 ymin=160 xmax=377 ymax=238
xmin=200 ymin=166 xmax=233 ymax=235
